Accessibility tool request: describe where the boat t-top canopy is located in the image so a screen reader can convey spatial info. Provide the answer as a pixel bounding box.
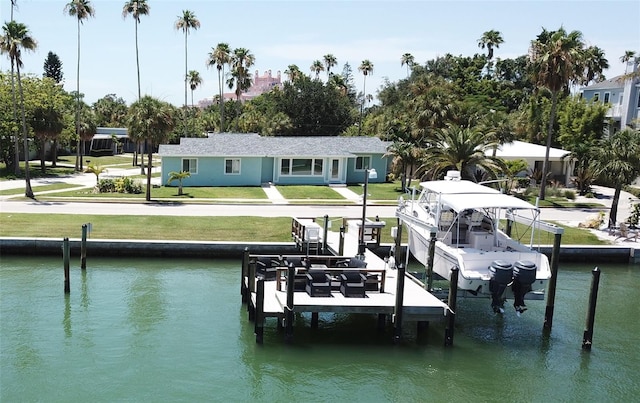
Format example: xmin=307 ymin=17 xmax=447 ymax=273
xmin=420 ymin=180 xmax=501 ymax=195
xmin=440 ymin=192 xmax=539 ymax=213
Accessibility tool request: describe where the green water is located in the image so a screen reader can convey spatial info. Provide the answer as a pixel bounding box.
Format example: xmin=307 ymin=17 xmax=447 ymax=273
xmin=1 ymin=257 xmax=638 ymax=402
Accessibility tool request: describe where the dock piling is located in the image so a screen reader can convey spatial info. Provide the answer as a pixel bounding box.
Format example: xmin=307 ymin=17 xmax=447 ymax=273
xmin=426 ymin=231 xmax=436 ymax=291
xmin=81 ymin=224 xmax=88 ymax=270
xmin=444 ymin=266 xmax=459 ymax=347
xmin=241 ymin=248 xmax=249 ymax=303
xmin=393 ymin=263 xmax=406 ymax=344
xmin=63 ymin=237 xmax=70 ymax=294
xmin=338 ymin=224 xmax=345 ymax=256
xmin=582 ymin=267 xmax=601 ymax=351
xmin=255 ymin=276 xmax=265 ymax=344
xmin=322 ymin=215 xmax=329 ymax=254
xmin=285 ymin=264 xmax=295 ymax=343
xmin=544 ymin=232 xmax=562 ymax=332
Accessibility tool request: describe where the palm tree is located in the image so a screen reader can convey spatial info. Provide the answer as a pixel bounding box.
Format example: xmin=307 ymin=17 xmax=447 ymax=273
xmin=64 ymin=0 xmax=94 ymax=171
xmin=477 ymin=30 xmax=504 ymax=60
xmin=530 ymin=27 xmax=584 ymax=200
xmin=358 ymin=59 xmax=374 ymax=135
xmin=592 ymin=129 xmax=640 ymax=228
xmin=175 ymin=10 xmax=200 ymax=110
xmin=418 ymin=125 xmax=506 ymax=181
xmin=167 ymin=171 xmax=190 ymax=196
xmin=284 ymin=64 xmax=303 ymax=82
xmin=310 ymin=60 xmax=324 ymax=79
xmin=0 ymin=21 xmax=37 ymax=198
xmin=620 ymin=50 xmax=636 ymax=74
xmin=85 ymin=164 xmax=106 ymax=184
xmin=401 ymin=53 xmax=414 ymax=77
xmin=323 ymin=54 xmax=337 ymax=78
xmin=227 ymin=47 xmax=255 ymax=130
xmin=187 ymin=70 xmax=202 ymax=107
xmin=123 ymin=0 xmax=150 ymax=169
xmin=126 ymin=96 xmax=175 ymax=201
xmin=206 ymin=42 xmax=231 ymax=132
xmin=9 ymin=0 xmax=18 ymax=174
xmin=581 ymin=46 xmax=609 ymax=86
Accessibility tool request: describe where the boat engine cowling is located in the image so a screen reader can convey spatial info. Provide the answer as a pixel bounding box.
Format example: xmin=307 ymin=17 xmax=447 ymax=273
xmin=489 ymin=260 xmax=513 ymax=312
xmin=512 ymin=260 xmax=537 ymax=311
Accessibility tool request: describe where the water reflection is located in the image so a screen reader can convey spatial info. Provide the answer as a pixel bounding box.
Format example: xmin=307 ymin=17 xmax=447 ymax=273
xmin=64 ymin=294 xmax=72 ymax=338
xmin=127 ymin=269 xmax=167 ymax=335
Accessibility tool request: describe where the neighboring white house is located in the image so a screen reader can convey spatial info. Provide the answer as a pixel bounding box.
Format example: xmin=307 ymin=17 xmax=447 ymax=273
xmin=487 ymin=140 xmax=574 ymax=186
xmin=580 ymin=60 xmax=639 ymax=133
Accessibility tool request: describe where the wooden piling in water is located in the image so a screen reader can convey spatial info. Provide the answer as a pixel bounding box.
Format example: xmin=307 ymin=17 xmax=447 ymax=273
xmin=255 ymin=276 xmax=265 ymax=344
xmin=394 ymin=218 xmax=404 ymax=265
xmin=426 ymin=231 xmax=436 ymax=291
xmin=241 ymin=248 xmax=249 ymax=303
xmin=81 ymin=224 xmax=88 ymax=270
xmin=338 ymin=225 xmax=345 ymax=256
xmin=63 ymin=237 xmax=70 ymax=294
xmin=322 ymin=214 xmax=329 ymax=254
xmin=444 ymin=266 xmax=459 ymax=347
xmin=311 ymin=312 xmax=319 ymax=329
xmin=544 ymin=232 xmax=562 ymax=332
xmin=393 ymin=264 xmax=406 ymax=343
xmin=285 ymin=264 xmax=295 ymax=343
xmin=582 ymin=267 xmax=601 ymax=351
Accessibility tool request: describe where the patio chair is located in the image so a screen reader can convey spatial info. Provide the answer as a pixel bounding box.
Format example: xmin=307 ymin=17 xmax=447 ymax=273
xmin=305 ymin=270 xmax=332 ymax=297
xmin=615 ymin=223 xmax=638 ymax=242
xmin=339 ymin=271 xmax=367 ymax=298
xmin=256 ymin=257 xmax=277 ymax=280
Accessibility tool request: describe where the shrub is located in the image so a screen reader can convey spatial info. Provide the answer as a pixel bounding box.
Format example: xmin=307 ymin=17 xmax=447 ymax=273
xmin=564 ymin=190 xmax=576 ymax=200
xmin=95 ymin=177 xmax=142 ymax=194
xmin=97 ymin=178 xmax=116 ymax=193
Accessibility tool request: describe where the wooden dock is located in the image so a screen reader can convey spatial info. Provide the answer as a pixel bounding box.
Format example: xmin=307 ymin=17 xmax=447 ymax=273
xmin=241 ymin=217 xmax=452 ymax=344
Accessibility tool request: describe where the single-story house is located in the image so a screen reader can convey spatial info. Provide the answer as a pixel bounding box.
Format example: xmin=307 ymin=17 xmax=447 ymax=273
xmin=89 ymin=127 xmax=136 ymax=156
xmin=158 ymin=133 xmax=391 ymax=187
xmin=487 ymin=140 xmax=574 ymax=186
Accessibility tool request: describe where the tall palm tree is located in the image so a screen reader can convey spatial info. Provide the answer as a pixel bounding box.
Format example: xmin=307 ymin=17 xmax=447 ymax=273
xmin=401 ymin=53 xmax=414 ymax=77
xmin=477 ymin=30 xmax=504 ymax=60
xmin=0 ymin=21 xmax=37 ymax=198
xmin=206 ymin=42 xmax=231 ymax=132
xmin=65 ymin=0 xmax=94 ymax=171
xmin=418 ymin=125 xmax=506 ymax=181
xmin=310 ymin=60 xmax=324 ymax=79
xmin=227 ymin=47 xmax=255 ymax=130
xmin=323 ymin=54 xmax=337 ymax=78
xmin=592 ymin=129 xmax=640 ymax=228
xmin=284 ymin=64 xmax=303 ymax=82
xmin=530 ymin=27 xmax=584 ymax=200
xmin=187 ymin=70 xmax=202 ymax=107
xmin=126 ymin=96 xmax=175 ymax=201
xmin=581 ymin=45 xmax=609 ymax=86
xmin=175 ymin=10 xmax=200 ymax=110
xmin=620 ymin=50 xmax=636 ymax=74
xmin=123 ymin=0 xmax=150 ymax=169
xmin=358 ymin=59 xmax=374 ymax=135
xmin=9 ymin=0 xmax=19 ymax=174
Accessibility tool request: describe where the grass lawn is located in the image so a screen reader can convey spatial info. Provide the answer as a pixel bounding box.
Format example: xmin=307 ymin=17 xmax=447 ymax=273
xmin=276 ymin=185 xmax=345 ymax=200
xmin=347 ymin=181 xmax=409 ymax=200
xmin=0 ymin=183 xmax=82 ymax=196
xmin=40 ymin=185 xmax=268 ymax=199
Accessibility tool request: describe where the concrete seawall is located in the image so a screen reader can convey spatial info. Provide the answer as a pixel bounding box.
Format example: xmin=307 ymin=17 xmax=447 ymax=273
xmin=1 ymin=238 xmax=637 ymax=264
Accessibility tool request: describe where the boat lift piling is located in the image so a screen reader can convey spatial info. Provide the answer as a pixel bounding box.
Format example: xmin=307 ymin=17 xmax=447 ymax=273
xmin=544 ymin=231 xmax=563 ymax=332
xmin=255 ymin=276 xmax=265 ymax=344
xmin=63 ymin=237 xmax=70 ymax=294
xmin=582 ymin=267 xmax=601 ymax=351
xmin=426 ymin=231 xmax=437 ymax=291
xmin=322 ymin=215 xmax=329 ymax=254
xmin=81 ymin=224 xmax=88 ymax=270
xmin=444 ymin=266 xmax=459 ymax=347
xmin=284 ymin=264 xmax=295 ymax=343
xmin=393 ymin=264 xmax=406 ymax=343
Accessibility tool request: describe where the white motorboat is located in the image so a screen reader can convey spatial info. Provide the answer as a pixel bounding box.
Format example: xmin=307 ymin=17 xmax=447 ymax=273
xmin=396 ymin=171 xmax=552 ymax=314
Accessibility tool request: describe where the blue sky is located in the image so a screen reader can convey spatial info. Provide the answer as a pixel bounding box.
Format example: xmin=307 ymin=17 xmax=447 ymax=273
xmin=2 ymin=0 xmax=639 ymax=107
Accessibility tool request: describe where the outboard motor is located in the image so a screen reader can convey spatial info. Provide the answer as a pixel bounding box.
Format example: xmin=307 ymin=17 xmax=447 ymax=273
xmin=512 ymin=260 xmax=537 ymax=314
xmin=489 ymin=260 xmax=513 ymax=314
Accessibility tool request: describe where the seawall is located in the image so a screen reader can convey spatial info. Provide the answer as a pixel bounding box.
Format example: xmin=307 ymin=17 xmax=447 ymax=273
xmin=0 ymin=238 xmax=637 ymax=264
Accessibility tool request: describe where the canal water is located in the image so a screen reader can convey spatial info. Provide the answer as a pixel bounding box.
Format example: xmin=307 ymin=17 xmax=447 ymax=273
xmin=1 ymin=257 xmax=637 ymax=401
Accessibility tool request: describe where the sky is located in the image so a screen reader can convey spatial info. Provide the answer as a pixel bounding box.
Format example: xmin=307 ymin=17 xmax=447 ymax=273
xmin=2 ymin=0 xmax=639 ymax=107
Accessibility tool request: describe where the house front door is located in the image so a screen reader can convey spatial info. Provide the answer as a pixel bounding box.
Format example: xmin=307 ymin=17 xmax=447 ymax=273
xmin=330 ymin=159 xmax=340 ymax=181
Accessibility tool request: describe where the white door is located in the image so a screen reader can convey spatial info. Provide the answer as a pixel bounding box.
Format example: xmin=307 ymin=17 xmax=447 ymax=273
xmin=330 ymin=159 xmax=340 ymax=181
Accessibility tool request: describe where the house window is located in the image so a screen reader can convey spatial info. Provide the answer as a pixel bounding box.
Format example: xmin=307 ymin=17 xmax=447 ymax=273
xmin=182 ymin=158 xmax=198 ymax=174
xmin=280 ymin=158 xmax=323 ymax=176
xmin=603 ymin=92 xmax=610 ymax=103
xmin=225 ymin=158 xmax=240 ymax=175
xmin=593 ymin=92 xmax=599 ymax=102
xmin=355 ymin=156 xmax=371 ymax=170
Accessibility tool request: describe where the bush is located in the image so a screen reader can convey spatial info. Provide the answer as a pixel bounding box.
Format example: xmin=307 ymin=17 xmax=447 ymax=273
xmin=95 ymin=177 xmax=142 ymax=194
xmin=564 ymin=190 xmax=576 ymax=200
xmin=97 ymin=178 xmax=116 ymax=193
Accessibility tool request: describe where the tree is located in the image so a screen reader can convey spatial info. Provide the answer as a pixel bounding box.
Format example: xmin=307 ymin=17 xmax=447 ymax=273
xmin=167 ymin=170 xmax=190 ymax=196
xmin=92 ymin=93 xmax=128 ymax=126
xmin=126 ymin=95 xmax=175 ymax=201
xmin=620 ymin=50 xmax=636 ymax=74
xmin=85 ymin=163 xmax=105 ymax=184
xmin=592 ymin=129 xmax=640 ymax=228
xmin=358 ymin=59 xmax=374 ymax=135
xmin=175 ymin=9 xmax=200 ymax=110
xmin=580 ymin=46 xmax=609 ymax=86
xmin=64 ymin=0 xmax=94 ymax=172
xmin=323 ymin=54 xmax=337 ymax=78
xmin=418 ymin=125 xmax=506 ymax=181
xmin=206 ymin=42 xmax=231 ymax=132
xmin=477 ymin=30 xmax=504 ymax=60
xmin=530 ymin=27 xmax=585 ymax=200
xmin=187 ymin=70 xmax=202 ymax=107
xmin=43 ymin=51 xmax=63 ymax=83
xmin=310 ymin=60 xmax=324 ymax=79
xmin=227 ymin=47 xmax=254 ymax=130
xmin=401 ymin=53 xmax=414 ymax=77
xmin=0 ymin=21 xmax=37 ymax=198
xmin=284 ymin=64 xmax=303 ymax=82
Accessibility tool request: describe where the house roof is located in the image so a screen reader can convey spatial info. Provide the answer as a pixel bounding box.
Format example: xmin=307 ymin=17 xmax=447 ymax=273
xmin=487 ymin=140 xmax=570 ymax=160
xmin=580 ymin=75 xmax=624 ymax=91
xmin=158 ymin=133 xmax=391 ymax=157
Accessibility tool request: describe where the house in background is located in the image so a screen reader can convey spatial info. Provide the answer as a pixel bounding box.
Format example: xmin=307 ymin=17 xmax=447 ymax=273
xmin=89 ymin=127 xmax=136 ymax=156
xmin=158 ymin=133 xmax=391 ymax=187
xmin=580 ymin=60 xmax=639 ymax=133
xmin=487 ymin=140 xmax=574 ymax=186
